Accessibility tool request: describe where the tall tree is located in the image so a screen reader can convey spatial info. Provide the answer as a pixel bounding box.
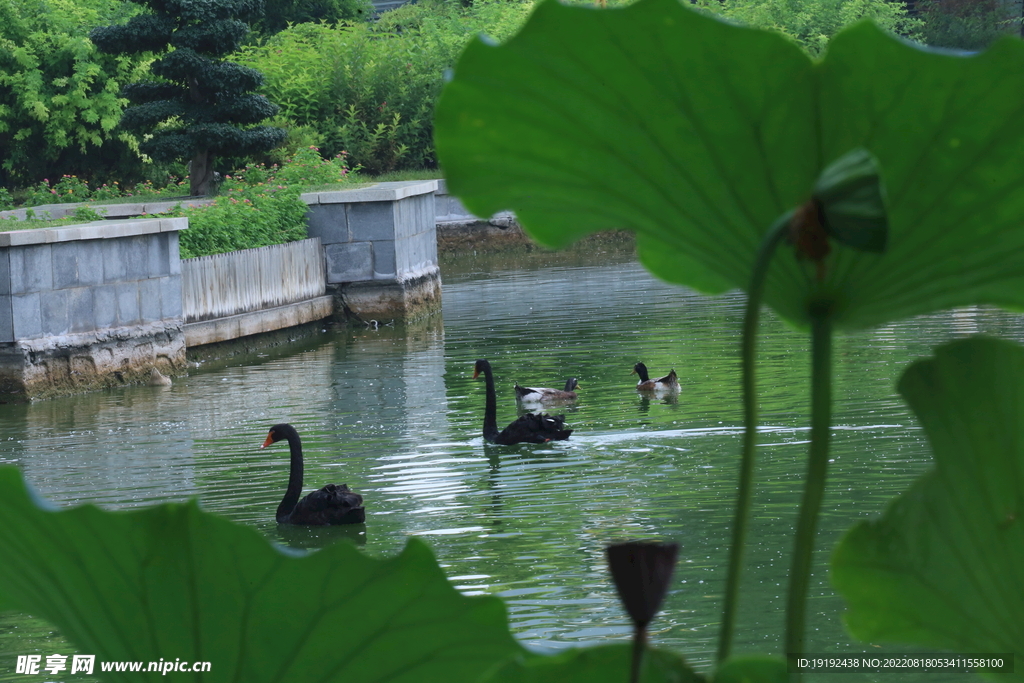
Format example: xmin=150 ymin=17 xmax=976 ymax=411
xmin=914 ymin=0 xmax=1017 ymax=50
xmin=0 ymin=0 xmax=147 ymax=189
xmin=691 ymin=0 xmax=920 ymax=55
xmin=91 ymin=0 xmax=286 ymax=196
xmin=256 ymin=0 xmax=372 ymax=36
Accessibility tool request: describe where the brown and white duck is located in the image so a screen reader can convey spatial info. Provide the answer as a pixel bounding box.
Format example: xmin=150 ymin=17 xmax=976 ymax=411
xmin=632 ymin=362 xmax=679 ymax=393
xmin=514 ymin=377 xmax=580 ymax=403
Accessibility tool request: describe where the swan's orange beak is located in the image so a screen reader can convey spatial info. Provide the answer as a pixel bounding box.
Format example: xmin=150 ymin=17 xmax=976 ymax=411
xmin=261 ymin=431 xmax=275 ymax=449
xmin=472 ymin=368 xmax=480 ymax=379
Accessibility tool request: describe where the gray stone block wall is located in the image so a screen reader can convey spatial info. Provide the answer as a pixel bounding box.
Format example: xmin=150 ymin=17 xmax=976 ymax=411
xmin=302 ymin=181 xmax=439 ymax=286
xmin=300 ymin=181 xmax=442 ymax=321
xmin=434 ymin=179 xmax=473 ymax=222
xmin=0 ymin=225 xmax=183 ymax=344
xmin=434 ymin=178 xmax=515 ymax=227
xmin=0 ymin=217 xmax=187 ymax=398
xmin=325 ymin=242 xmax=373 ymax=282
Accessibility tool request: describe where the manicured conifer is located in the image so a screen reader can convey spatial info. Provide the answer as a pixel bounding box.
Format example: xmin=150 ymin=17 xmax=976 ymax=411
xmin=91 ymin=0 xmax=286 ymax=196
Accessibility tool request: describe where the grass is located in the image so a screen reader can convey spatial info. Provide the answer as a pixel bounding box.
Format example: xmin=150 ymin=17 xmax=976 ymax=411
xmin=0 ymin=216 xmax=105 ymax=231
xmin=298 ymin=181 xmax=376 ymax=193
xmin=365 ymin=169 xmax=444 ymax=182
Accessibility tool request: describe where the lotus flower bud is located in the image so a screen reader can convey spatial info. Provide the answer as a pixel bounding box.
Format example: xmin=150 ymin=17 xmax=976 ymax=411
xmin=606 ymin=541 xmax=679 ymax=628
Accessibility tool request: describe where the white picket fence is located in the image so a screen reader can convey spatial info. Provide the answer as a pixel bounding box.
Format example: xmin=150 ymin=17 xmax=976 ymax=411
xmin=181 ymin=238 xmax=325 ymax=323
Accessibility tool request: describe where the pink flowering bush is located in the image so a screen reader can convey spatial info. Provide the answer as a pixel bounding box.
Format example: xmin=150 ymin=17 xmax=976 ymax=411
xmin=16 ymin=147 xmax=355 ymax=211
xmin=10 ymin=147 xmax=357 ymax=258
xmin=20 ymin=174 xmax=188 ymax=207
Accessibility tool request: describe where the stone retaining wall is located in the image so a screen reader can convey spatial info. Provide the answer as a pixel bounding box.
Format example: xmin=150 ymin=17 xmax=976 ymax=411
xmin=0 ymin=218 xmax=188 ymax=398
xmin=433 ymin=179 xmax=528 ymax=251
xmin=0 ymin=180 xmax=481 ymax=398
xmin=302 ymin=180 xmax=442 ymax=319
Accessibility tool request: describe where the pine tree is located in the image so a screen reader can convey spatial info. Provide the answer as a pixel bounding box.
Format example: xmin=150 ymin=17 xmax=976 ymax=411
xmin=91 ymin=0 xmax=286 ymax=196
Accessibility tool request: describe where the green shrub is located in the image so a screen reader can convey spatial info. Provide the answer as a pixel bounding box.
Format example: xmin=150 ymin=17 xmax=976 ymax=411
xmin=18 ymin=173 xmax=184 ymax=207
xmin=235 ymin=0 xmax=533 ymax=175
xmin=690 ymin=0 xmax=920 ymax=55
xmin=6 ymin=146 xmax=354 ymax=259
xmin=256 ymin=0 xmax=373 ymax=35
xmin=89 ymin=181 xmax=127 ymax=201
xmin=130 ymin=174 xmax=191 ymax=200
xmin=268 ymin=145 xmax=355 ymax=185
xmin=915 ymin=0 xmax=1018 ymax=51
xmin=240 ymin=115 xmax=327 ymax=168
xmin=0 ymin=0 xmax=150 ymax=189
xmin=71 ymin=205 xmax=105 ymax=222
xmin=23 ymin=182 xmax=57 ymax=208
xmin=177 ymin=145 xmax=356 ymax=258
xmin=50 ymin=175 xmax=93 ymax=203
xmin=175 ymin=186 xmax=309 ymax=259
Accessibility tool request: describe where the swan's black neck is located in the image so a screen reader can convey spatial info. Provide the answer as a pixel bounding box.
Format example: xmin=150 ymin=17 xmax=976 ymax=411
xmin=477 ymin=360 xmax=501 ymax=443
xmin=634 ymin=363 xmax=650 ymax=382
xmin=275 ymin=424 xmax=304 ymax=523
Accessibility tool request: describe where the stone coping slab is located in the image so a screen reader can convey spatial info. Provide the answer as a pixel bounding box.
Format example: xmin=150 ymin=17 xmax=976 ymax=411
xmin=303 ymin=180 xmax=438 ymax=205
xmin=0 ymin=217 xmax=188 ymax=247
xmin=0 ymin=199 xmax=212 ymax=221
xmin=1 ymin=181 xmax=442 ymax=222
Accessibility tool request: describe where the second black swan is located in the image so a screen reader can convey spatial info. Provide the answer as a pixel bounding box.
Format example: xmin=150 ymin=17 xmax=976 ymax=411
xmin=474 ymin=359 xmax=572 ymax=444
xmin=261 ymin=423 xmax=365 ymax=525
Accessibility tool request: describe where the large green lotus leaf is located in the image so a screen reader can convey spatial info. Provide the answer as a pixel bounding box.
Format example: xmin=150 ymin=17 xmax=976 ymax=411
xmin=832 ymin=337 xmax=1024 ymax=675
xmin=0 ymin=466 xmax=525 ymax=682
xmin=484 ymin=648 xmax=788 ymax=683
xmin=713 ymin=656 xmax=787 ymax=683
xmin=485 ymin=643 xmax=703 ymax=683
xmin=434 ymin=0 xmax=1024 ymax=331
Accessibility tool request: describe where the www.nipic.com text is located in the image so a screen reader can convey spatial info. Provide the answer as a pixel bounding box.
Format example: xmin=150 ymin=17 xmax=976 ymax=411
xmin=16 ymin=655 xmax=212 ymax=676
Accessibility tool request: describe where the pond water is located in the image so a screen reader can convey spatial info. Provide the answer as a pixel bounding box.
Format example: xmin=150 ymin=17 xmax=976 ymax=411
xmin=1 ymin=240 xmax=1020 ymax=681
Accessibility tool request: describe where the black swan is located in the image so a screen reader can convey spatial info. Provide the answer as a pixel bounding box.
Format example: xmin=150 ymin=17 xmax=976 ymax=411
xmin=514 ymin=377 xmax=580 ymax=403
xmin=474 ymin=359 xmax=572 ymax=444
xmin=261 ymin=423 xmax=365 ymax=525
xmin=632 ymin=362 xmax=680 ymax=393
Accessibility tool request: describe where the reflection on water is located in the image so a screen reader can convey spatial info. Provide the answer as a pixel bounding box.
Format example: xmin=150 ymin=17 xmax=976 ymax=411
xmin=2 ymin=243 xmax=1023 ymax=681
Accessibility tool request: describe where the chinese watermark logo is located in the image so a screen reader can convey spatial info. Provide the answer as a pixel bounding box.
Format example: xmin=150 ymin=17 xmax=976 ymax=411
xmin=15 ymin=655 xmax=210 ymax=676
xmin=16 ymin=655 xmax=95 ymax=675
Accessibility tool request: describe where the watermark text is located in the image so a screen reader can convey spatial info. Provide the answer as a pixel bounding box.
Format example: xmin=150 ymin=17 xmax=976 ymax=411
xmin=16 ymin=655 xmax=212 ymax=676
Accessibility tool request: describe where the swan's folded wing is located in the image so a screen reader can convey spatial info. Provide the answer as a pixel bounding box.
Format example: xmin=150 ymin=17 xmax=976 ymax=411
xmin=294 ymin=484 xmax=365 ymax=524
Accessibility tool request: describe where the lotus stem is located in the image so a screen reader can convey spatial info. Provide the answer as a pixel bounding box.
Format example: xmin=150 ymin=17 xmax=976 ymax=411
xmin=630 ymin=625 xmax=647 ymax=683
xmin=717 ymin=211 xmax=792 ymax=664
xmin=785 ymin=310 xmax=833 ymax=665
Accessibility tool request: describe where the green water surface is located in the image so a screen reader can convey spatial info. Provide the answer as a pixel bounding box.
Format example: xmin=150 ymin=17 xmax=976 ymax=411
xmin=1 ymin=242 xmax=1020 ymax=681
